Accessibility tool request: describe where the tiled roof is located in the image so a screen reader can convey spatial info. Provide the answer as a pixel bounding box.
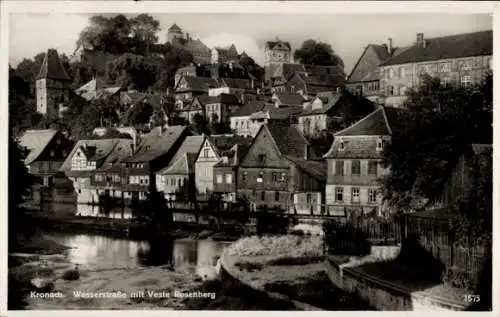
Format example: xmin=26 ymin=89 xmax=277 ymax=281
xmin=125 ymin=126 xmax=187 ymax=163
xmin=185 ymin=38 xmax=211 ymax=53
xmin=273 ymin=93 xmax=306 ymax=106
xmin=265 ymin=121 xmax=309 ymax=159
xmin=214 ymin=144 xmax=251 ymax=168
xmin=176 ymin=76 xmax=219 ymax=92
xmin=381 ymin=30 xmax=493 ymax=66
xmin=285 ymin=156 xmax=327 ymax=182
xmin=333 ymin=106 xmax=399 ymax=137
xmin=268 ymin=63 xmax=306 ymax=80
xmin=36 ymin=49 xmax=71 ymax=81
xmin=219 ymin=78 xmax=253 ymax=90
xmin=158 ymin=135 xmax=205 ymax=175
xmin=60 ymin=138 xmax=134 ymax=173
xmin=208 ymin=134 xmax=252 ymax=155
xmin=231 ymin=100 xmax=266 ymax=117
xmin=260 ymin=104 xmax=304 ymax=120
xmin=265 ymin=40 xmax=292 ymax=51
xmin=300 ymin=91 xmax=342 ymax=116
xmin=76 ymin=78 xmax=121 ymax=101
xmin=19 ymin=129 xmax=59 ymax=165
xmin=324 ymin=137 xmax=386 ymax=159
xmin=197 ymin=93 xmax=240 ymax=105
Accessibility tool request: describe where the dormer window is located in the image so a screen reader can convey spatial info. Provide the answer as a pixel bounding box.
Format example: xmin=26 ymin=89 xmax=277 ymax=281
xmin=339 ymin=140 xmax=345 ymax=151
xmin=377 ymin=138 xmax=384 ymax=151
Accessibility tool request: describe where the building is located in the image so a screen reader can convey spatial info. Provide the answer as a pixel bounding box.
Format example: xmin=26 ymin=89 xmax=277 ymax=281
xmin=323 ymin=106 xmax=403 ymax=216
xmin=36 ymin=49 xmax=72 ymax=119
xmin=119 ymin=126 xmax=190 ymax=200
xmin=230 ymin=99 xmax=267 ymax=137
xmin=264 ymin=39 xmax=292 ymax=67
xmin=379 ymin=30 xmax=493 ymax=107
xmin=282 ymin=71 xmax=343 ymax=99
xmin=194 ymin=134 xmax=252 ymax=198
xmin=156 ymin=135 xmax=205 ymax=201
xmin=174 ymin=75 xmax=219 ymax=102
xmin=199 ymin=94 xmax=241 ymax=124
xmin=75 ymin=78 xmax=121 ymax=102
xmin=213 ymin=142 xmax=251 ymax=203
xmin=211 ymin=44 xmax=239 ymax=64
xmin=346 ymin=40 xmax=409 ymax=103
xmin=237 ymin=121 xmax=326 ymax=214
xmin=298 ymin=91 xmax=375 ymax=137
xmin=266 ymin=63 xmax=306 ymax=89
xmin=209 ymin=78 xmax=255 ymax=99
xmin=19 ymin=129 xmax=73 ymax=186
xmin=167 ymin=23 xmax=184 ymax=43
xmin=59 ymin=137 xmax=135 ymax=204
xmin=247 ymin=99 xmax=304 ymax=138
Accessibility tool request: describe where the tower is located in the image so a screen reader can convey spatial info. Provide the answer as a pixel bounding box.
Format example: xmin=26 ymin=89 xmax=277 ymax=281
xmin=36 ymin=49 xmax=72 ymax=119
xmin=264 ymin=37 xmax=292 ymax=68
xmin=167 ymin=23 xmax=184 ymax=43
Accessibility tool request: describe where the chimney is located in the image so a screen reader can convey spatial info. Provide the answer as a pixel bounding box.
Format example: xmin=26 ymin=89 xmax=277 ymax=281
xmin=388 ymin=38 xmax=393 ymax=54
xmin=416 ymin=33 xmax=425 ymax=48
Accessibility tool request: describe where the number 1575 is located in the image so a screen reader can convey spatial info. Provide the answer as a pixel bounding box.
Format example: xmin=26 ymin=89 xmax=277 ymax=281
xmin=464 ymin=295 xmax=480 ymax=302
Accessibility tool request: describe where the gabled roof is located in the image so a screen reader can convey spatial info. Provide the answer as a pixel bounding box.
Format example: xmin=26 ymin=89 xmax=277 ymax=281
xmin=36 ymin=49 xmax=71 ymax=81
xmin=207 ymin=134 xmax=252 ymax=156
xmin=256 ymin=104 xmax=304 ymax=120
xmin=231 ymin=100 xmax=266 ymax=117
xmin=265 ymin=40 xmax=292 ymax=51
xmin=125 ymin=126 xmax=187 ymax=163
xmin=273 ymin=93 xmax=306 ymax=106
xmin=265 ymin=121 xmax=309 ymax=158
xmin=300 ymin=91 xmax=342 ymax=116
xmin=60 ymin=138 xmax=134 ymax=173
xmin=176 ymin=76 xmax=219 ymax=92
xmin=285 ymin=156 xmax=327 ymax=182
xmin=19 ymin=129 xmax=59 ymax=165
xmin=218 ymin=78 xmax=252 ymax=90
xmin=185 ymin=38 xmax=211 ymax=53
xmin=76 ymin=78 xmax=121 ymax=101
xmin=381 ymin=30 xmax=493 ymax=66
xmin=168 ymin=23 xmax=182 ymax=33
xmin=159 ymin=135 xmax=205 ymax=175
xmin=214 ymin=144 xmax=251 ymax=168
xmin=333 ymin=106 xmax=403 ymax=137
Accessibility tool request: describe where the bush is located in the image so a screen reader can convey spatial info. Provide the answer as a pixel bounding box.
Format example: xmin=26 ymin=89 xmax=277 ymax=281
xmin=442 ymin=266 xmax=475 ymax=290
xmin=225 ymin=235 xmax=323 ymax=258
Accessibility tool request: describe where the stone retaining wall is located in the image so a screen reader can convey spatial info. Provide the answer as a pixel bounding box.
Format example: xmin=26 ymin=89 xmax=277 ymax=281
xmin=325 ymin=257 xmax=467 ymax=311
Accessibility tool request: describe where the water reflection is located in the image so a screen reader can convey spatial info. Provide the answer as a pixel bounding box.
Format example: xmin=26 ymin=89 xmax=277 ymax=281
xmin=45 ymin=232 xmax=230 ymax=271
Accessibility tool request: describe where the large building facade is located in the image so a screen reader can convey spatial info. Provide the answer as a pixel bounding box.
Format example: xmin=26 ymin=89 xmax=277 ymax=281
xmin=379 ymin=31 xmax=493 ymax=108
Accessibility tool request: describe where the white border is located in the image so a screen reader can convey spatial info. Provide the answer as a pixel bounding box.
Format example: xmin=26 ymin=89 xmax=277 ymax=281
xmin=1 ymin=1 xmax=498 ymax=317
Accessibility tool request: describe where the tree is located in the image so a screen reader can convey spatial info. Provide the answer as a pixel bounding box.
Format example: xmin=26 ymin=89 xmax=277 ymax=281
xmin=129 ymin=14 xmax=160 ymax=55
xmin=191 ymin=113 xmax=209 ymax=135
xmin=105 ymin=53 xmax=160 ymax=91
xmin=294 ymin=39 xmax=344 ymax=69
xmin=123 ymin=101 xmax=154 ymax=126
xmin=381 ymin=73 xmax=493 ymax=212
xmin=238 ymin=53 xmax=264 ymax=81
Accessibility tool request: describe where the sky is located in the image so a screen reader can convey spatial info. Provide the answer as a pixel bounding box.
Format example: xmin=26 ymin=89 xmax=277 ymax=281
xmin=9 ymin=13 xmax=492 ymax=74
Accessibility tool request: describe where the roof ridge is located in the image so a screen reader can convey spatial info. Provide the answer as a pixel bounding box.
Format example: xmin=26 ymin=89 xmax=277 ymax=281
xmin=333 ymin=107 xmax=383 ymax=136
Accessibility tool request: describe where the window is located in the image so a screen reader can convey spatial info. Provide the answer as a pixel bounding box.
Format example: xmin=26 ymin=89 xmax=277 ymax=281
xmin=177 ymin=178 xmax=181 ymax=186
xmin=461 ymin=75 xmax=472 ymax=88
xmin=258 ymin=154 xmax=267 ymax=164
xmin=399 ymin=67 xmax=405 ymax=78
xmin=339 ymin=140 xmax=345 ymax=151
xmin=389 ymin=69 xmax=394 ymax=78
xmin=257 ymin=171 xmax=264 ymax=183
xmin=351 ymin=187 xmax=360 ymax=203
xmin=280 ymin=173 xmax=287 ymax=182
xmin=387 ymin=86 xmax=394 ymax=96
xmin=351 ymin=160 xmax=361 ymax=175
xmin=368 ymin=188 xmax=378 ymax=203
xmin=335 ymin=187 xmax=344 ymax=202
xmin=242 ymin=171 xmax=248 ymax=182
xmin=335 ymin=160 xmax=344 ymax=176
xmin=400 ymin=86 xmax=407 ymax=96
xmin=260 ymin=191 xmax=266 ymax=201
xmin=306 ymin=193 xmax=312 ymax=204
xmin=216 ymin=174 xmax=223 ymax=183
xmin=377 ymin=138 xmax=384 ymax=151
xmin=275 ymin=191 xmax=280 ymax=202
xmin=226 ymin=174 xmax=232 ymax=184
xmin=368 ymin=161 xmax=378 ymax=176
xmin=204 ymin=149 xmax=209 ymax=158
xmin=272 ymin=172 xmax=279 ymax=182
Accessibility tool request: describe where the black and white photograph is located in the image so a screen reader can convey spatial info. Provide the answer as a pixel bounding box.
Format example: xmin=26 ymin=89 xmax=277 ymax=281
xmin=2 ymin=1 xmax=496 ymax=313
